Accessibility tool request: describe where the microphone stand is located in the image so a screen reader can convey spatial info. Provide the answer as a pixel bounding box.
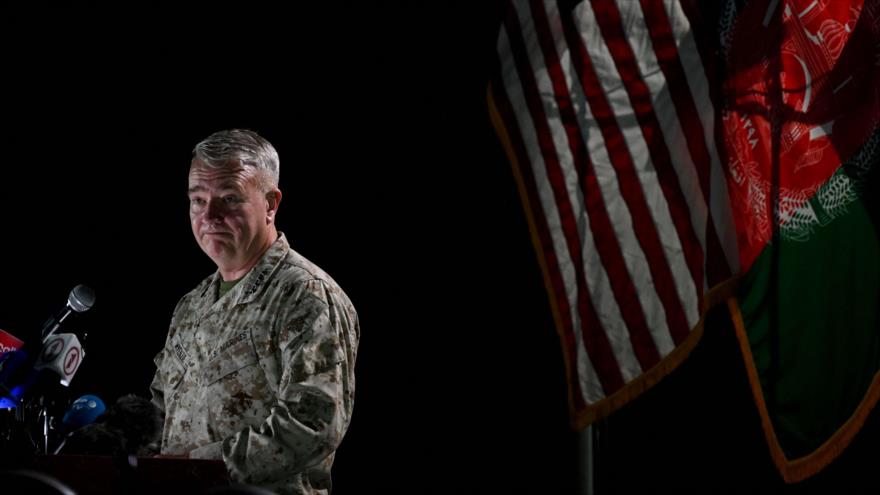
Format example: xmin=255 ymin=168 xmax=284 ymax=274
xmin=40 ymin=401 xmax=49 ymax=455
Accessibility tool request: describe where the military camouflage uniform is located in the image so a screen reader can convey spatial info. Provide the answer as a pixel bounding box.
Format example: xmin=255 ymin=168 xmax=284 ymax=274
xmin=150 ymin=234 xmax=358 ymax=495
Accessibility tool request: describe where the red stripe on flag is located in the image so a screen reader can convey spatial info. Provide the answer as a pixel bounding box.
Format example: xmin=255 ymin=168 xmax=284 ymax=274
xmin=558 ymin=6 xmax=692 ymax=345
xmin=528 ymin=1 xmax=662 ymax=370
xmin=504 ymin=8 xmax=626 ymax=394
xmin=678 ymin=0 xmax=739 ymax=282
xmin=492 ymin=80 xmax=589 ymax=412
xmin=637 ymin=0 xmax=711 ymax=197
xmin=637 ymin=0 xmax=731 ymax=287
xmin=590 ymin=0 xmax=705 ymax=315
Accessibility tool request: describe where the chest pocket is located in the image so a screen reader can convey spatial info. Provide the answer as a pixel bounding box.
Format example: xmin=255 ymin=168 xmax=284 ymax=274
xmin=164 ymin=361 xmax=186 ymax=392
xmin=165 ymin=336 xmax=189 ymax=391
xmin=199 ymin=332 xmax=260 ymax=387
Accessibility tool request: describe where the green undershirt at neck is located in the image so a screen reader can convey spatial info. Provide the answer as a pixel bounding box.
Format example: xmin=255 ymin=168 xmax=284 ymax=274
xmin=218 ymin=277 xmax=243 ymax=298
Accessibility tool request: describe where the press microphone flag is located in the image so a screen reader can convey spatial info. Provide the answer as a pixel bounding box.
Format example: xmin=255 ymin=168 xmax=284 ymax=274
xmin=0 ymin=329 xmax=23 ymax=355
xmin=34 ymin=333 xmax=84 ymax=387
xmin=0 ymin=329 xmax=27 ymax=401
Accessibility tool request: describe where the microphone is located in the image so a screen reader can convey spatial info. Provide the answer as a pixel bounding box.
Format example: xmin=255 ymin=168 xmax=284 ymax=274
xmin=103 ymin=395 xmax=163 ymax=456
xmin=0 ymin=329 xmax=24 ymax=355
xmin=0 ymin=329 xmax=30 ymax=405
xmin=62 ymin=395 xmax=162 ymax=457
xmin=0 ymin=350 xmax=30 ymax=407
xmin=41 ymin=285 xmax=95 ymax=341
xmin=3 ymin=333 xmax=86 ymax=402
xmin=0 ymin=329 xmax=26 ymax=398
xmin=33 ymin=334 xmax=84 ymax=387
xmin=61 ymin=395 xmax=106 ymax=432
xmin=53 ymin=394 xmax=106 ymax=454
xmin=1 ymin=285 xmax=95 ymax=405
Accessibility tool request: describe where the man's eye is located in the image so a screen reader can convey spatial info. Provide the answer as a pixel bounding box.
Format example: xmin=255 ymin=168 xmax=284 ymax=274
xmin=223 ymin=196 xmax=241 ymax=204
xmin=190 ymin=198 xmax=206 ymax=206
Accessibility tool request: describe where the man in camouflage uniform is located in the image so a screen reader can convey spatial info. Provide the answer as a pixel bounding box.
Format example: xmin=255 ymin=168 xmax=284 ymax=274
xmin=150 ymin=129 xmax=358 ymax=494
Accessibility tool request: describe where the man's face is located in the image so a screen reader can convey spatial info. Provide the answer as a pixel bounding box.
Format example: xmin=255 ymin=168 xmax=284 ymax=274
xmin=188 ymin=158 xmax=276 ymax=273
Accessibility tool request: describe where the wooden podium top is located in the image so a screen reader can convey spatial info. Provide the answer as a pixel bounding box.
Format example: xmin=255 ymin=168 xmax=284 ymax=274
xmin=25 ymin=454 xmax=231 ymax=494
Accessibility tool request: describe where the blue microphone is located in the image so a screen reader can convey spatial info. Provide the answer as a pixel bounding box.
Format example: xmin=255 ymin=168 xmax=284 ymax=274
xmin=0 ymin=350 xmax=31 ymax=407
xmin=61 ymin=395 xmax=106 ymax=432
xmin=53 ymin=394 xmax=106 ymax=454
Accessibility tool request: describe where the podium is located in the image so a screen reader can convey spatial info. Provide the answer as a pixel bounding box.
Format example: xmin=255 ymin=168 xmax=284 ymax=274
xmin=23 ymin=455 xmax=231 ymax=494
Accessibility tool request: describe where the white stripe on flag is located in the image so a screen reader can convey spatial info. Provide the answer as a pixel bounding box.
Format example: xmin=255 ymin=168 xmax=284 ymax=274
xmin=498 ymin=26 xmax=606 ymax=403
xmin=573 ymin=0 xmax=700 ymax=328
xmin=541 ymin=0 xmax=676 ymax=357
xmin=514 ymin=0 xmax=644 ymax=382
xmin=663 ymin=0 xmax=741 ymax=272
xmin=614 ymin=0 xmax=709 ymax=297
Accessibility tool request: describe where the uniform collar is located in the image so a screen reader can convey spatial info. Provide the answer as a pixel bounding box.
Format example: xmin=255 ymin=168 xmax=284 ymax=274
xmin=199 ymin=233 xmax=290 ymax=307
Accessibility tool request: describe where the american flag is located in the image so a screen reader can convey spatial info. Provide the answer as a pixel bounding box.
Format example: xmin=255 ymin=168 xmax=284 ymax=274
xmin=489 ymin=0 xmax=740 ymax=427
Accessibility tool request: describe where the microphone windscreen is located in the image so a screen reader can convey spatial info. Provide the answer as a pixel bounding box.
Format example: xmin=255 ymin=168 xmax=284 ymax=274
xmin=62 ymin=394 xmax=162 ymax=457
xmin=63 ymin=423 xmax=127 ymax=457
xmin=68 ymin=285 xmax=95 ymax=313
xmin=62 ymin=394 xmax=106 ymax=431
xmin=105 ymin=394 xmax=163 ymax=456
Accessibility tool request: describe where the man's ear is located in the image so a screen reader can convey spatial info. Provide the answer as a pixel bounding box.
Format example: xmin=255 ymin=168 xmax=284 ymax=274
xmin=266 ymin=189 xmax=282 ymax=222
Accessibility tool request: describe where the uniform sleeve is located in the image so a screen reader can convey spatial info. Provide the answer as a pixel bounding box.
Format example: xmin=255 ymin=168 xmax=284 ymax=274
xmin=211 ymin=280 xmax=358 ymax=484
xmin=149 ymin=348 xmax=167 ymax=415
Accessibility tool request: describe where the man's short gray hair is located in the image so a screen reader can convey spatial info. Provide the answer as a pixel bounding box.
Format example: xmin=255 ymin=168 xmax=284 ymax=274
xmin=192 ymin=129 xmax=280 ymax=191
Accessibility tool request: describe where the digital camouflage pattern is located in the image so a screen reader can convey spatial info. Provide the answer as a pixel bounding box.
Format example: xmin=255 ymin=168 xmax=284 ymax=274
xmin=150 ymin=234 xmax=358 ymax=495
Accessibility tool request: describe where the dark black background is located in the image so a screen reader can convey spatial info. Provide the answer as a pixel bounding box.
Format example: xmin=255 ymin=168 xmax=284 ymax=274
xmin=0 ymin=3 xmax=877 ymax=494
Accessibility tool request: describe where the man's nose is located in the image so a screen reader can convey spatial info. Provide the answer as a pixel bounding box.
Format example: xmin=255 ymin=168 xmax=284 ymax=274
xmin=205 ymin=198 xmax=225 ymax=221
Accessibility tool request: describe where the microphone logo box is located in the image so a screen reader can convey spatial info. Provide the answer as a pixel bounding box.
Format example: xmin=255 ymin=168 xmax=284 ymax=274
xmin=0 ymin=329 xmax=24 ymax=354
xmin=35 ymin=333 xmax=84 ymax=386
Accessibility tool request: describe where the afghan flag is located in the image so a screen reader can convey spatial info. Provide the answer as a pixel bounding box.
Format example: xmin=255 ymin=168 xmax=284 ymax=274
xmin=722 ymin=0 xmax=880 ymax=481
xmin=489 ymin=0 xmax=880 ymax=482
